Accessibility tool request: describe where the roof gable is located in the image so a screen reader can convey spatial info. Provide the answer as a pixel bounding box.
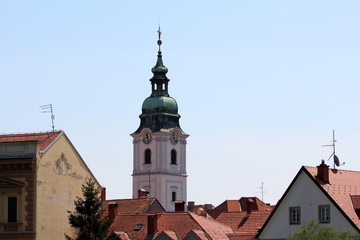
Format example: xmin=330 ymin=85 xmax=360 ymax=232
xmin=0 ymin=177 xmax=25 ymax=187
xmin=0 ymin=131 xmax=62 ymax=152
xmin=257 ymin=166 xmax=360 ymax=239
xmin=103 ymin=198 xmax=165 ymax=215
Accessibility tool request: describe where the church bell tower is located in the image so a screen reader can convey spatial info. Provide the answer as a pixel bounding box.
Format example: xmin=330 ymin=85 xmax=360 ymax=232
xmin=131 ymin=29 xmax=189 ymax=211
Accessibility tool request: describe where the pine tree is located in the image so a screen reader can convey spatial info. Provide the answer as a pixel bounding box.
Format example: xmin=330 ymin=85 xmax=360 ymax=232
xmin=66 ymin=179 xmax=116 ymax=240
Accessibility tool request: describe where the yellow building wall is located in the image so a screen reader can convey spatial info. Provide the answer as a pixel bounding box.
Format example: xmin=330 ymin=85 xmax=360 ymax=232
xmin=35 ymin=134 xmax=100 ymax=240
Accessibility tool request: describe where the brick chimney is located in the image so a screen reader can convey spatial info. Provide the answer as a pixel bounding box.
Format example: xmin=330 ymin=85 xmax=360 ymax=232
xmin=246 ymin=198 xmax=255 ymax=215
xmin=108 ymin=202 xmax=118 ymax=221
xmin=101 ymin=186 xmax=106 ymax=202
xmin=138 ymin=188 xmax=149 ymax=199
xmin=317 ymin=160 xmax=329 ymax=183
xmin=188 ymin=201 xmax=195 ymax=212
xmin=147 ymin=214 xmax=158 ymax=236
xmin=174 ymin=200 xmax=185 ymax=212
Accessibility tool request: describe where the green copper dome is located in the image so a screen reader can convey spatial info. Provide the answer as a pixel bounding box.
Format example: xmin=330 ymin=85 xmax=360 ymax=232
xmin=133 ymin=30 xmax=185 ymax=134
xmin=142 ymin=96 xmax=178 ymax=114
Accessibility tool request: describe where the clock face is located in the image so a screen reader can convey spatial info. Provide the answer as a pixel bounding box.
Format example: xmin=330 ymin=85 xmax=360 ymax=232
xmin=143 ymin=132 xmax=152 ymax=144
xmin=170 ymin=133 xmax=178 ymax=144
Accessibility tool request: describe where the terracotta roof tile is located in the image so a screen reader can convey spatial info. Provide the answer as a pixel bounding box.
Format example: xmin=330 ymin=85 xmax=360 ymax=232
xmin=103 ymin=198 xmax=165 ymax=215
xmin=0 ymin=131 xmax=62 ymax=151
xmin=110 ymin=211 xmax=233 ymax=240
xmin=189 ymin=212 xmax=233 ymax=239
xmin=154 ymin=230 xmax=178 ymax=240
xmin=110 ymin=214 xmax=149 ymax=240
xmin=305 ymin=166 xmax=360 ymax=229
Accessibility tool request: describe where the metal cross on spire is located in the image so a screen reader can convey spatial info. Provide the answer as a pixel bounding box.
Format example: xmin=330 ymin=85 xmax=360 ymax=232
xmin=157 ymin=26 xmax=162 ymax=51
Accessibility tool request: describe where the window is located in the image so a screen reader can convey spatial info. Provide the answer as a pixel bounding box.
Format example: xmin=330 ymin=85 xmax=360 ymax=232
xmin=144 ymin=149 xmax=151 ymax=164
xmin=171 ymin=149 xmax=177 ymax=164
xmin=8 ymin=197 xmax=17 ymax=223
xmin=134 ymin=224 xmax=143 ymax=231
xmin=172 ymin=191 xmax=176 ymax=202
xmin=319 ymin=205 xmax=330 ymax=223
xmin=289 ymin=207 xmax=301 ymax=224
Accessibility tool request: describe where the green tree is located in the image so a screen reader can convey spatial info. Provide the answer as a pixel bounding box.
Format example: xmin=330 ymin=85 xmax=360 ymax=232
xmin=65 ymin=179 xmax=117 ymax=240
xmin=287 ymin=218 xmax=360 ymax=240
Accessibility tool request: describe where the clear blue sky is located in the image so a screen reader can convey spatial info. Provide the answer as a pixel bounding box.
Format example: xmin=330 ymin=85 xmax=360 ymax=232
xmin=1 ymin=1 xmax=359 ymax=206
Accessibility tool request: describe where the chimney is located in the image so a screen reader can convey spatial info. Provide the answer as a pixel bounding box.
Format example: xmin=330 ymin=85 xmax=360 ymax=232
xmin=317 ymin=160 xmax=329 ymax=183
xmin=188 ymin=201 xmax=195 ymax=212
xmin=204 ymin=204 xmax=213 ymax=212
xmin=138 ymin=188 xmax=149 ymax=199
xmin=174 ymin=200 xmax=185 ymax=212
xmin=147 ymin=214 xmax=158 ymax=236
xmin=108 ymin=203 xmax=118 ymax=221
xmin=246 ymin=199 xmax=255 ymax=215
xmin=101 ymin=186 xmax=106 ymax=202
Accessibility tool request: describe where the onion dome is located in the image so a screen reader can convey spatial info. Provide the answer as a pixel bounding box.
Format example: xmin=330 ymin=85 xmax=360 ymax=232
xmin=133 ymin=28 xmax=184 ymax=134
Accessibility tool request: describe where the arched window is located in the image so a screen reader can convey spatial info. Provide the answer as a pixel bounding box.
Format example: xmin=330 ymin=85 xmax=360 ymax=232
xmin=171 ymin=149 xmax=177 ymax=165
xmin=144 ymin=149 xmax=151 ymax=164
xmin=171 ymin=186 xmax=178 ymax=202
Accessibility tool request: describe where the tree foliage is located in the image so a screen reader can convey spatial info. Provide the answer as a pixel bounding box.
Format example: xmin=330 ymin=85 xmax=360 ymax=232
xmin=287 ymin=218 xmax=360 ymax=240
xmin=66 ymin=179 xmax=117 ymax=240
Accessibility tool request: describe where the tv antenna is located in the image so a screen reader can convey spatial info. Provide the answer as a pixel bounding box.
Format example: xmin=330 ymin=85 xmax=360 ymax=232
xmin=321 ymin=130 xmax=344 ymax=169
xmin=40 ymin=104 xmax=55 ymax=132
xmin=255 ymin=182 xmax=267 ymax=202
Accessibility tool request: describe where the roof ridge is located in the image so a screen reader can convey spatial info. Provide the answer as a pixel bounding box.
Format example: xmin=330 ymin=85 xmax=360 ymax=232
xmin=304 ymin=165 xmax=360 ymax=173
xmin=105 ymin=198 xmax=155 ymax=202
xmin=0 ymin=130 xmax=62 ymax=136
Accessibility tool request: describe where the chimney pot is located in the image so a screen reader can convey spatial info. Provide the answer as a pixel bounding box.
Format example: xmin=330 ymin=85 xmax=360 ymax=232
xmin=147 ymin=214 xmax=158 ymax=236
xmin=246 ymin=199 xmax=255 ymax=215
xmin=188 ymin=201 xmax=195 ymax=212
xmin=108 ymin=203 xmax=118 ymax=221
xmin=101 ymin=186 xmax=106 ymax=202
xmin=174 ymin=200 xmax=185 ymax=212
xmin=317 ymin=160 xmax=329 ymax=183
xmin=138 ymin=188 xmax=149 ymax=199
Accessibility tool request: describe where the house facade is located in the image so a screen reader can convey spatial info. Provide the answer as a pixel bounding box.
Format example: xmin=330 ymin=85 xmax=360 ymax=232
xmin=0 ymin=131 xmax=99 ymax=240
xmin=257 ymin=161 xmax=360 ymax=239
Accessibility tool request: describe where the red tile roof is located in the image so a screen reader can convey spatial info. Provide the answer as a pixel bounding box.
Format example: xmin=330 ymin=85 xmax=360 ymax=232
xmin=305 ymin=166 xmax=360 ymax=229
xmin=103 ymin=198 xmax=165 ymax=215
xmin=109 ymin=211 xmax=234 ymax=240
xmin=189 ymin=212 xmax=233 ymax=239
xmin=0 ymin=131 xmax=62 ymax=151
xmin=154 ymin=230 xmax=178 ymax=240
xmin=208 ymin=197 xmax=273 ymax=239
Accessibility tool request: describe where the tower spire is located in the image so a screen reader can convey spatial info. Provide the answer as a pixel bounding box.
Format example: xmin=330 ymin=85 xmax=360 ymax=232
xmin=151 ymin=27 xmax=169 ymax=97
xmin=157 ymin=25 xmax=162 ymax=52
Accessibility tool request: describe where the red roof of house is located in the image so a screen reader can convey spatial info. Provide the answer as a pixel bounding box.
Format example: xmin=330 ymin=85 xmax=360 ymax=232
xmin=0 ymin=131 xmax=62 ymax=151
xmin=110 ymin=211 xmax=233 ymax=240
xmin=103 ymin=198 xmax=165 ymax=215
xmin=305 ymin=166 xmax=360 ymax=229
xmin=208 ymin=197 xmax=273 ymax=239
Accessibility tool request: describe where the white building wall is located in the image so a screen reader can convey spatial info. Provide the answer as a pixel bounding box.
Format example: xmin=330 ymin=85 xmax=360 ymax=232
xmin=132 ymin=128 xmax=188 ymax=211
xmin=259 ymin=171 xmax=358 ymax=240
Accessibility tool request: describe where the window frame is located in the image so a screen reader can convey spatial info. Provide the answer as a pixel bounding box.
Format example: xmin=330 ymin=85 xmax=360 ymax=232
xmin=289 ymin=206 xmax=301 ymax=225
xmin=172 ymin=191 xmax=176 ymax=202
xmin=7 ymin=196 xmax=17 ymax=223
xmin=170 ymin=149 xmax=177 ymax=165
xmin=144 ymin=149 xmax=151 ymax=164
xmin=318 ymin=205 xmax=330 ymax=223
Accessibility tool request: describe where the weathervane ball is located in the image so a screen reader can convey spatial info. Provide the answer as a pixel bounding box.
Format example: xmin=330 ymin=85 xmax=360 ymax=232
xmin=157 ymin=40 xmax=162 ymax=46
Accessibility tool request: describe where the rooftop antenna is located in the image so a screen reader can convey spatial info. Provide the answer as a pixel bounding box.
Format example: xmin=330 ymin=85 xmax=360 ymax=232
xmin=255 ymin=182 xmax=267 ymax=202
xmin=321 ymin=130 xmax=344 ymax=169
xmin=40 ymin=104 xmax=55 ymax=132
